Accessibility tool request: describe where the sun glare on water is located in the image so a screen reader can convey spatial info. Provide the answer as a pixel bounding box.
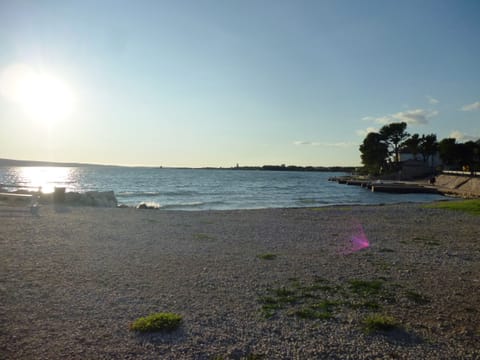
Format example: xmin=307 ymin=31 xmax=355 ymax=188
xmin=0 ymin=64 xmax=75 ymax=126
xmin=18 ymin=167 xmax=75 ymax=193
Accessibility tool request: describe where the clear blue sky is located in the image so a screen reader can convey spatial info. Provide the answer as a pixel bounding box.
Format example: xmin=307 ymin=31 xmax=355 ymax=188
xmin=1 ymin=0 xmax=479 ymax=167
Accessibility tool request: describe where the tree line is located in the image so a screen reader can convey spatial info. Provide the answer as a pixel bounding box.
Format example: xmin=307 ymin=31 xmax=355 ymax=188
xmin=359 ymin=122 xmax=480 ymax=176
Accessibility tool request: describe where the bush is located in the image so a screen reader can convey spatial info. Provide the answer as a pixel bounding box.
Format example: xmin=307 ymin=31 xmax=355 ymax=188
xmin=130 ymin=312 xmax=182 ymax=332
xmin=363 ymin=314 xmax=398 ymax=333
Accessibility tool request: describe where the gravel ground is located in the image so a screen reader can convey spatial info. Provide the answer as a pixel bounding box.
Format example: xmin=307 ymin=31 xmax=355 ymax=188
xmin=1 ymin=203 xmax=479 ymax=359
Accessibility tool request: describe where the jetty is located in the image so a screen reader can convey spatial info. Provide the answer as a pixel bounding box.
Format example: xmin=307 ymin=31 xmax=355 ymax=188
xmin=330 ymin=176 xmax=443 ymax=195
xmin=331 ymin=171 xmax=480 ymax=198
xmin=369 ymin=183 xmax=440 ymax=194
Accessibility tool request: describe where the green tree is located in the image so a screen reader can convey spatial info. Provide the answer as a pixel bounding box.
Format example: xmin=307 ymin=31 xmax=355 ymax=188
xmin=419 ymin=134 xmax=438 ymax=167
xmin=438 ymin=138 xmax=458 ymax=166
xmin=458 ymin=141 xmax=480 ymax=173
xmin=402 ymin=133 xmax=421 ymax=160
xmin=359 ymin=132 xmax=389 ymax=175
xmin=379 ymin=122 xmax=409 ymax=165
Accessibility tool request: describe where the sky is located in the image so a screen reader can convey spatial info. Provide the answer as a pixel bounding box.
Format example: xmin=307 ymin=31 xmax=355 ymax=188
xmin=0 ymin=0 xmax=479 ymax=167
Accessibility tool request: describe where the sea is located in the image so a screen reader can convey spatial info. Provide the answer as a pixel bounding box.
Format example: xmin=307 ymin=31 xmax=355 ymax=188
xmin=0 ymin=166 xmax=446 ymax=210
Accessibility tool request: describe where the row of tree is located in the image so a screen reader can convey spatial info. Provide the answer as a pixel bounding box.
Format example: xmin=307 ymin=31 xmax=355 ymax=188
xmin=359 ymin=122 xmax=480 ymax=176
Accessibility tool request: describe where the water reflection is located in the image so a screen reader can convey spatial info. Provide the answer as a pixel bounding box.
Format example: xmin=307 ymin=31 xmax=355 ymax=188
xmin=16 ymin=167 xmax=76 ymax=193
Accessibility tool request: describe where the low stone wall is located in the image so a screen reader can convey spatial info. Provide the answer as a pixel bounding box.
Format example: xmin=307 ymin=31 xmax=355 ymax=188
xmin=435 ymin=174 xmax=480 ymax=197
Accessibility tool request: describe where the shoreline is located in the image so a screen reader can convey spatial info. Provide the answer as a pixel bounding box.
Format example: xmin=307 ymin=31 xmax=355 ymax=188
xmin=1 ymin=203 xmax=479 ymax=359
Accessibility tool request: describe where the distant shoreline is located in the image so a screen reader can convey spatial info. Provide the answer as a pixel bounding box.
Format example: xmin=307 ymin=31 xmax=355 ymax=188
xmin=0 ymin=158 xmax=355 ymax=172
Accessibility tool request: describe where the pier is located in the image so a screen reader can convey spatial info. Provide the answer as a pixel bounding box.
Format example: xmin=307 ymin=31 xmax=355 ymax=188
xmin=330 ymin=177 xmax=443 ymax=195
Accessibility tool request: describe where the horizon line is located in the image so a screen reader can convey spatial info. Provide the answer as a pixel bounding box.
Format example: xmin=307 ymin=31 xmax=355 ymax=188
xmin=0 ymin=157 xmax=359 ymax=169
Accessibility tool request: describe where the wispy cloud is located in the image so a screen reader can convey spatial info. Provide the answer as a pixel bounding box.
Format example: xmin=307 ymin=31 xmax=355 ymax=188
xmin=356 ymin=127 xmax=378 ymax=137
xmin=449 ymin=130 xmax=479 ymax=142
xmin=293 ymin=140 xmax=316 ymax=146
xmin=427 ymin=96 xmax=439 ymax=105
xmin=364 ymin=109 xmax=438 ymax=126
xmin=293 ymin=141 xmax=355 ymax=148
xmin=460 ymin=101 xmax=480 ymax=111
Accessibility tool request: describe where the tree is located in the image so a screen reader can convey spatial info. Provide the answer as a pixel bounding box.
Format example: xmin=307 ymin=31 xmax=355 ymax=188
xmin=419 ymin=134 xmax=438 ymax=167
xmin=438 ymin=138 xmax=458 ymax=166
xmin=458 ymin=141 xmax=480 ymax=173
xmin=402 ymin=133 xmax=421 ymax=160
xmin=359 ymin=132 xmax=389 ymax=175
xmin=379 ymin=122 xmax=409 ymax=165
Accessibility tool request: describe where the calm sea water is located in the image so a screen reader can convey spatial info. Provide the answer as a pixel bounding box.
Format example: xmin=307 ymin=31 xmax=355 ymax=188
xmin=0 ymin=166 xmax=445 ymax=210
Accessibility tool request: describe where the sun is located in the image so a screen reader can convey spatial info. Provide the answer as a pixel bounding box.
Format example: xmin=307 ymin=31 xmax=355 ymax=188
xmin=0 ymin=64 xmax=75 ymax=125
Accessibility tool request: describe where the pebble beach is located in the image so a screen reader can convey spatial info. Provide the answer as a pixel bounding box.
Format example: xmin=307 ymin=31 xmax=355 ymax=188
xmin=1 ymin=203 xmax=479 ymax=359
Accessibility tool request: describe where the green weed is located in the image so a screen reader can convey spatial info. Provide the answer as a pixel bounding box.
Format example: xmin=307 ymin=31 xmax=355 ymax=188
xmin=194 ymin=233 xmax=215 ymax=241
xmin=129 ymin=312 xmax=182 ymax=332
xmin=363 ymin=314 xmax=399 ymax=333
xmin=290 ymin=307 xmax=333 ymax=320
xmin=412 ymin=236 xmax=440 ymax=246
xmin=257 ymin=253 xmax=277 ymax=260
xmin=405 ymin=290 xmax=430 ymax=305
xmin=348 ymin=279 xmax=383 ymax=296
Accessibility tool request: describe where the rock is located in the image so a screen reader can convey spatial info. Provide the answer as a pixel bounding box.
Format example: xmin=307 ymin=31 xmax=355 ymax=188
xmin=64 ymin=191 xmax=118 ymax=207
xmin=136 ymin=202 xmax=158 ymax=209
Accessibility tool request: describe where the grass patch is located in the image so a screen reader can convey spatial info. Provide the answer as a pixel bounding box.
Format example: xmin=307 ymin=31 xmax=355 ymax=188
xmin=374 ymin=260 xmax=392 ymax=271
xmin=348 ymin=279 xmax=383 ymax=296
xmin=425 ymin=199 xmax=480 ymax=216
xmin=259 ymin=296 xmax=284 ymax=318
xmin=272 ymin=287 xmax=297 ymax=304
xmin=350 ymin=300 xmax=381 ymax=310
xmin=129 ymin=312 xmax=182 ymax=332
xmin=290 ymin=306 xmax=333 ymax=320
xmin=259 ymin=286 xmax=298 ymax=318
xmin=258 ymin=277 xmax=426 ymax=326
xmin=412 ymin=236 xmax=440 ymax=246
xmin=405 ymin=290 xmax=430 ymax=305
xmin=363 ymin=314 xmax=399 ymax=333
xmin=194 ymin=233 xmax=215 ymax=241
xmin=257 ymin=253 xmax=277 ymax=260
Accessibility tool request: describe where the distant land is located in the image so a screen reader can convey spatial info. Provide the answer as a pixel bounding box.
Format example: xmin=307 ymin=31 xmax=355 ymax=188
xmin=0 ymin=158 xmax=120 ymax=168
xmin=0 ymin=158 xmax=355 ymax=172
xmin=219 ymin=164 xmax=355 ymax=172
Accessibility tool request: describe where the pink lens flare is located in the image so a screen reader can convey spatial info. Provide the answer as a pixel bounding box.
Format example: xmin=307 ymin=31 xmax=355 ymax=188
xmin=341 ymin=221 xmax=370 ymax=255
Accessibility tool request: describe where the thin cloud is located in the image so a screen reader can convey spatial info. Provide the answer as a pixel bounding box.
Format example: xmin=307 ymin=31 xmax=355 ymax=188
xmin=293 ymin=140 xmax=317 ymax=146
xmin=293 ymin=140 xmax=316 ymax=146
xmin=293 ymin=141 xmax=355 ymax=148
xmin=365 ymin=109 xmax=438 ymax=126
xmin=427 ymin=96 xmax=439 ymax=105
xmin=449 ymin=130 xmax=479 ymax=142
xmin=325 ymin=142 xmax=356 ymax=148
xmin=460 ymin=101 xmax=480 ymax=111
xmin=356 ymin=127 xmax=378 ymax=137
